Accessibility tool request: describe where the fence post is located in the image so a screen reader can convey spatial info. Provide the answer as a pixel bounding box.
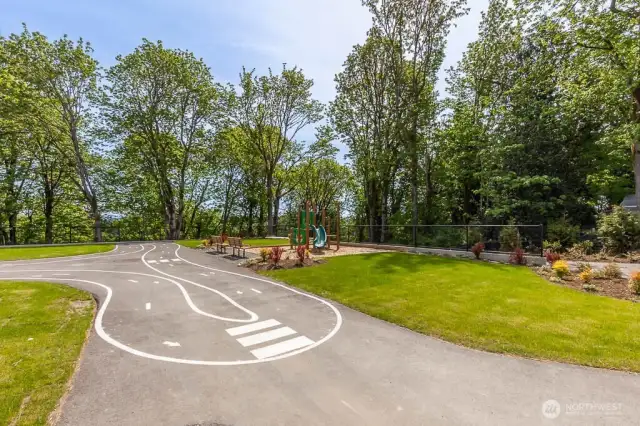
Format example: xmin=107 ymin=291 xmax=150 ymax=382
xmin=68 ymin=226 xmax=72 ymax=243
xmin=540 ymin=224 xmax=544 ymax=257
xmin=466 ymin=226 xmax=470 ymax=251
xmin=413 ymin=225 xmax=417 ymax=247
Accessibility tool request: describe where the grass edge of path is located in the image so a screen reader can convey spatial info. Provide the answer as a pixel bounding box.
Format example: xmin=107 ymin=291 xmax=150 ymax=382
xmin=0 ymin=244 xmax=115 ymax=261
xmin=261 ymin=252 xmax=640 ymax=373
xmin=1 ymin=281 xmax=96 ymax=425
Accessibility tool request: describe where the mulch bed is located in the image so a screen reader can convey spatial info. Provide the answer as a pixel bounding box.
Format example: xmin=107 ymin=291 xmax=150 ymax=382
xmin=534 ymin=267 xmax=638 ymax=302
xmin=245 ymin=258 xmax=326 ymax=272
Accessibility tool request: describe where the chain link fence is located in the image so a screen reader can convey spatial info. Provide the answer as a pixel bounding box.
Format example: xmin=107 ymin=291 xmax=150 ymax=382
xmin=339 ymin=224 xmax=544 ymax=256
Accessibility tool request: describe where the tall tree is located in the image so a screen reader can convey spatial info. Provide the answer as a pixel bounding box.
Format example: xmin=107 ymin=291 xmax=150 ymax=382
xmin=363 ymin=0 xmax=468 ymax=241
xmin=6 ymin=27 xmax=104 ymax=241
xmin=104 ymin=40 xmax=227 ymax=240
xmin=232 ymin=65 xmax=323 ymax=235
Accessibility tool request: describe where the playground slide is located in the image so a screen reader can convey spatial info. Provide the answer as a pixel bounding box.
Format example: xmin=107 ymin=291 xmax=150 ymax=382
xmin=311 ymin=225 xmax=327 ymax=249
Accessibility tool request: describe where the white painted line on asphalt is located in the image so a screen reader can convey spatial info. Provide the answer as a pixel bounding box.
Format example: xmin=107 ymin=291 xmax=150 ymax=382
xmin=146 ymin=302 xmax=151 ymax=310
xmin=52 ymin=273 xmax=70 ymax=276
xmin=226 ymin=319 xmax=281 ymax=337
xmin=31 ymin=274 xmax=42 ymax=278
xmin=163 ymin=341 xmax=181 ymax=347
xmin=237 ymin=327 xmax=297 ymax=347
xmin=172 ymin=245 xmax=343 ymax=362
xmin=251 ymin=336 xmax=315 ymax=359
xmin=153 ymin=281 xmax=159 ymax=284
xmin=160 ymin=259 xmax=169 ymax=263
xmin=200 ymin=273 xmax=208 ymax=277
xmin=210 ymin=272 xmax=215 ymax=275
xmin=341 ymin=400 xmax=360 ymax=415
xmin=148 ymin=260 xmax=158 ymax=264
xmin=251 ymin=288 xmax=262 ymax=294
xmin=172 ymin=258 xmax=180 ymax=262
xmin=141 ymin=245 xmax=259 ymax=323
xmin=237 ymin=291 xmax=243 ymax=294
xmin=128 ymin=279 xmax=138 ymax=283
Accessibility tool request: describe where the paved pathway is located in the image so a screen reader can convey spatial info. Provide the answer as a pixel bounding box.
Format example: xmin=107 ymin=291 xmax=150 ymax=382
xmin=1 ymin=243 xmax=638 ymax=425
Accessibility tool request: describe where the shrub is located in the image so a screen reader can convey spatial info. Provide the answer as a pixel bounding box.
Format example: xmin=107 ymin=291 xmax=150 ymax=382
xmin=576 ymin=262 xmax=591 ymax=273
xmin=471 ymin=242 xmax=485 ymax=259
xmin=543 ymin=240 xmax=563 ymax=253
xmin=544 ymin=251 xmax=562 ymax=265
xmin=597 ymin=206 xmax=640 ymax=254
xmin=509 ymin=248 xmax=527 ymax=265
xmin=601 ymin=263 xmax=622 ymax=279
xmin=259 ymin=248 xmax=271 ymax=263
xmin=269 ymin=246 xmax=285 ymax=266
xmin=578 ymin=268 xmax=593 ymax=283
xmin=552 ymin=260 xmax=570 ymax=279
xmin=295 ymin=245 xmax=306 ymax=265
xmin=583 ymin=283 xmax=598 ymax=292
xmin=201 ymin=239 xmax=209 ymax=248
xmin=566 ymin=241 xmax=594 ymax=260
xmin=500 ymin=225 xmax=520 ymax=252
xmin=629 ymin=272 xmax=640 ymax=295
xmin=546 ymin=217 xmax=580 ymax=248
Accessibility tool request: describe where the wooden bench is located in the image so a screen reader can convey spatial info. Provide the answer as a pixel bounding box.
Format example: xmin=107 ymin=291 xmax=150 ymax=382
xmin=208 ymin=236 xmax=226 ymax=253
xmin=228 ymin=237 xmax=246 ymax=258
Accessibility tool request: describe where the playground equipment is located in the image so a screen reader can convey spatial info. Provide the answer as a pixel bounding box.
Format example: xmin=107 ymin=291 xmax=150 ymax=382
xmin=290 ymin=201 xmax=340 ymax=251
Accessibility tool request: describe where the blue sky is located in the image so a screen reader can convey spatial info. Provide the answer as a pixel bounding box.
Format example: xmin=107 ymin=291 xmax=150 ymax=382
xmin=2 ymin=0 xmax=489 ymax=150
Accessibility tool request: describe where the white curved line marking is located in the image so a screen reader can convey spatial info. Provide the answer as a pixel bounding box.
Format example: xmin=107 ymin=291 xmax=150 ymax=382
xmin=172 ymin=244 xmax=343 ymax=360
xmin=141 ymin=245 xmax=258 ymax=323
xmin=0 ymin=269 xmax=254 ymax=324
xmin=0 ymin=274 xmax=336 ymax=365
xmin=0 ymin=244 xmax=144 ymax=267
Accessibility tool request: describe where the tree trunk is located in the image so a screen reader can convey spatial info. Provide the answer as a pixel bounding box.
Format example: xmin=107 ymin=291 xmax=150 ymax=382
xmin=8 ymin=213 xmax=17 ymax=245
xmin=91 ymin=196 xmax=102 ymax=243
xmin=258 ymin=202 xmax=265 ymax=237
xmin=410 ymin=132 xmax=419 ymax=246
xmin=247 ymin=202 xmax=255 ymax=237
xmin=266 ymin=174 xmax=274 ymax=235
xmin=273 ymin=196 xmax=281 ymax=235
xmin=44 ymin=189 xmax=54 ymax=244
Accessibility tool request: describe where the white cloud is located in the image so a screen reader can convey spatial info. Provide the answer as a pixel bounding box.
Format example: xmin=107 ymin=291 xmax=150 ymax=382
xmin=220 ymin=0 xmax=373 ymax=104
xmin=219 ymin=0 xmax=489 ymax=103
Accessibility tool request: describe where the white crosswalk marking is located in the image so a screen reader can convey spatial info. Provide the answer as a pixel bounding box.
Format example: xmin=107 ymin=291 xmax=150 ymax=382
xmin=251 ymin=336 xmax=315 ymax=359
xmin=251 ymin=288 xmax=262 ymax=294
xmin=159 ymin=259 xmax=169 ymax=263
xmin=237 ymin=327 xmax=297 ymax=347
xmin=171 ymin=258 xmax=180 ymax=262
xmin=148 ymin=260 xmax=158 ymax=264
xmin=225 ymin=319 xmax=281 ymax=337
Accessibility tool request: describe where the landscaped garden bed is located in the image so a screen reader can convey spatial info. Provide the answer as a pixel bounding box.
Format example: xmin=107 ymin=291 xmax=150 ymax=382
xmin=534 ymin=263 xmax=637 ymax=301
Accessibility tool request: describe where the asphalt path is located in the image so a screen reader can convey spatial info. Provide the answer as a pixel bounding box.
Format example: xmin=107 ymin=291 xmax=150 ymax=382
xmin=1 ymin=243 xmax=638 ymax=426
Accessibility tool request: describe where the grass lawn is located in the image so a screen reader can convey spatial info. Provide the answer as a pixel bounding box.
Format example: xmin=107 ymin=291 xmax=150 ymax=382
xmin=0 ymin=281 xmax=94 ymax=425
xmin=264 ymin=252 xmax=640 ymax=372
xmin=176 ymin=240 xmax=204 ymax=248
xmin=177 ymin=239 xmax=289 ymax=249
xmin=0 ymin=245 xmax=114 ymax=261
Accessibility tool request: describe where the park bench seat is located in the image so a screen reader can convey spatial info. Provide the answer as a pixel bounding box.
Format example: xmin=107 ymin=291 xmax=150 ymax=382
xmin=228 ymin=237 xmax=246 ymax=258
xmin=210 ymin=235 xmax=226 ymax=253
